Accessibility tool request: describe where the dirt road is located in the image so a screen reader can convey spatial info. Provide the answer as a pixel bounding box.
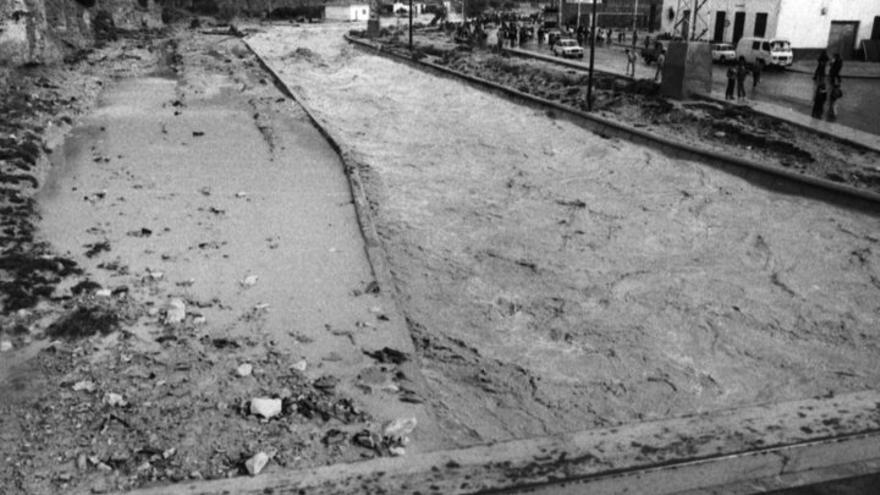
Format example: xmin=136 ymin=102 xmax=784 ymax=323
xmin=249 ymin=24 xmax=880 ymax=446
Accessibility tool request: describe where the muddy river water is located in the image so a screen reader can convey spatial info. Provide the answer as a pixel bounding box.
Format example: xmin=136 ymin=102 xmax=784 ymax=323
xmin=247 ymin=25 xmax=880 ymax=446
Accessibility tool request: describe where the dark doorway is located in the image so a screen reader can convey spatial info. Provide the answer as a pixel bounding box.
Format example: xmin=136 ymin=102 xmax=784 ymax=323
xmin=714 ymin=11 xmax=726 ymax=42
xmin=732 ymin=12 xmax=745 ymax=44
xmin=871 ymin=16 xmax=880 ymax=39
xmin=754 ymin=12 xmax=767 ymax=37
xmin=648 ymin=3 xmax=657 ymax=32
xmin=828 ymin=21 xmax=859 ymax=59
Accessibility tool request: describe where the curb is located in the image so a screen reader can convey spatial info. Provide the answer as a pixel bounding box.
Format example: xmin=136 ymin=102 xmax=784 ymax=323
xmin=345 ymin=35 xmax=880 ymax=208
xmin=505 ymin=46 xmax=636 ymax=81
xmin=506 ymin=46 xmax=880 ymax=154
xmin=694 ymin=93 xmax=880 ymax=155
xmin=240 ymin=38 xmax=431 ymax=390
xmin=786 ymin=66 xmax=880 ymax=80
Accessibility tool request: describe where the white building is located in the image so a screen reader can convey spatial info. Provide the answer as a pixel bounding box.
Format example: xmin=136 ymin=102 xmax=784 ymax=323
xmin=325 ymin=2 xmax=371 ymax=21
xmin=391 ymin=2 xmax=426 ymax=16
xmin=660 ymin=0 xmax=880 ymax=59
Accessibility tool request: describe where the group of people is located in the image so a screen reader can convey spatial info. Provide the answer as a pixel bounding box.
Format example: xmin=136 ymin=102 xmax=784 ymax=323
xmin=724 ymin=57 xmax=761 ymax=101
xmin=722 ymin=51 xmax=844 ymax=121
xmin=811 ymin=52 xmax=844 ymax=121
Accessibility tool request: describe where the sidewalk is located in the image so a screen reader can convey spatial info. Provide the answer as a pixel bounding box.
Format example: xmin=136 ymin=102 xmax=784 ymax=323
xmin=788 ymin=59 xmax=880 ymax=79
xmin=507 ymin=45 xmax=880 ymax=153
xmin=701 ymin=95 xmax=880 ymax=152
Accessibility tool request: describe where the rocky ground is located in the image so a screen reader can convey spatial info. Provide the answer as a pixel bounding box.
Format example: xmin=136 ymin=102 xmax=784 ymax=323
xmin=362 ymin=26 xmax=880 ymax=194
xmin=1 ymin=23 xmax=427 ymax=495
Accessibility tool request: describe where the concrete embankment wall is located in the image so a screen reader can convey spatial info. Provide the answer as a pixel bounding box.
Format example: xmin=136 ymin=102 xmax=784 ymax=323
xmin=0 ymin=0 xmax=162 ymax=66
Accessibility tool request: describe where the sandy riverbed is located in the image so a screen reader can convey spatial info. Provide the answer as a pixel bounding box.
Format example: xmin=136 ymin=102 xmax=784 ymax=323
xmin=249 ymin=24 xmax=880 ymax=446
xmin=1 ymin=28 xmax=430 ymax=494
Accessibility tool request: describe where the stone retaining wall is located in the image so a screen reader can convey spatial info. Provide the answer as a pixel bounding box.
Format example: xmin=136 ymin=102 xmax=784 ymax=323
xmin=0 ymin=0 xmax=161 ymax=66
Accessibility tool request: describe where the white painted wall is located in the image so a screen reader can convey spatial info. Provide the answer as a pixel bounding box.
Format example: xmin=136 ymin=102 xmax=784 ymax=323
xmin=660 ymin=0 xmax=781 ymax=42
xmin=392 ymin=2 xmax=425 ymax=16
xmin=661 ymin=0 xmax=878 ymax=48
xmin=325 ymin=4 xmax=370 ymax=21
xmin=778 ymin=0 xmax=879 ymax=49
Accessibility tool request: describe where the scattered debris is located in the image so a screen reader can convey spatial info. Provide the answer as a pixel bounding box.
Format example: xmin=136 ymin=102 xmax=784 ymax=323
xmin=244 ymin=452 xmax=270 ymax=476
xmin=250 ymin=397 xmax=282 ymax=419
xmin=127 ymin=227 xmax=153 ymax=237
xmin=46 ymin=305 xmax=120 ymax=339
xmin=236 ymin=363 xmax=253 ymax=377
xmin=164 ymin=298 xmax=186 ymax=324
xmin=383 ymin=416 xmax=417 ymax=445
xmin=291 ymin=359 xmax=308 ymax=372
xmin=240 ymin=274 xmax=258 ymax=287
xmin=364 ymin=347 xmax=409 ymax=364
xmin=84 ymin=240 xmax=111 ymax=258
xmin=0 ymin=340 xmax=12 ymax=352
xmin=72 ymin=380 xmax=97 ymax=392
xmin=104 ymin=392 xmax=126 ymax=407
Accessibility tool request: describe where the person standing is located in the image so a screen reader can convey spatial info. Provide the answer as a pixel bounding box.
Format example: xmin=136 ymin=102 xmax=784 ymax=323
xmin=654 ymin=47 xmax=666 ymax=83
xmin=814 ymin=51 xmax=829 ymax=88
xmin=735 ymin=57 xmax=749 ymax=101
xmin=725 ymin=65 xmax=736 ymax=100
xmin=751 ymin=61 xmax=761 ymax=88
xmin=827 ymin=83 xmax=842 ymax=121
xmin=812 ymin=82 xmax=828 ymax=118
xmin=829 ymin=53 xmax=843 ymax=86
xmin=625 ymin=48 xmax=636 ymax=77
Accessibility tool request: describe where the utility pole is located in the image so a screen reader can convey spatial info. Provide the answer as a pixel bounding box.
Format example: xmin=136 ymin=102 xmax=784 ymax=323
xmin=632 ymin=0 xmax=638 ymax=39
xmin=409 ymin=0 xmax=413 ymax=50
xmin=586 ymin=0 xmax=597 ymax=111
xmin=691 ymin=0 xmax=698 ymax=40
xmin=558 ymin=0 xmax=563 ymax=28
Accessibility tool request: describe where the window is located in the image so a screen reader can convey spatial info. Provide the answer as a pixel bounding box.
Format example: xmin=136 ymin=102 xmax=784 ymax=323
xmin=762 ymin=42 xmax=771 ymax=51
xmin=752 ymin=41 xmax=760 ymax=49
xmin=754 ymin=12 xmax=768 ymax=37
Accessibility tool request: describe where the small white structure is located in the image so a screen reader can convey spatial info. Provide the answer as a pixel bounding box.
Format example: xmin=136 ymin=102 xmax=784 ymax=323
xmin=660 ymin=0 xmax=880 ymax=58
xmin=392 ymin=2 xmax=426 ymax=16
xmin=325 ymin=2 xmax=371 ymax=21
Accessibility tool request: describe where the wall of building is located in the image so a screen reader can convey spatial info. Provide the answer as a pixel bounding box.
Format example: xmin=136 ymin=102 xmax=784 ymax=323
xmin=660 ymin=0 xmax=780 ymax=42
xmin=777 ymin=0 xmax=878 ymax=50
xmin=561 ymin=0 xmax=661 ymax=30
xmin=660 ymin=0 xmax=879 ymax=51
xmin=325 ymin=4 xmax=370 ymax=21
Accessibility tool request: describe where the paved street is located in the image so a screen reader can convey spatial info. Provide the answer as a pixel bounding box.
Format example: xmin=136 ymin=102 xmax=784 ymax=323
xmin=517 ymin=38 xmax=880 ymax=136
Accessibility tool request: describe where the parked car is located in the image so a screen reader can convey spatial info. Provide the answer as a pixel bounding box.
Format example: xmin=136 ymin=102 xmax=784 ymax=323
xmin=711 ymin=43 xmax=736 ymax=63
xmin=640 ymin=41 xmax=667 ymax=64
xmin=735 ymin=37 xmax=794 ymax=68
xmin=553 ymin=38 xmax=584 ymax=58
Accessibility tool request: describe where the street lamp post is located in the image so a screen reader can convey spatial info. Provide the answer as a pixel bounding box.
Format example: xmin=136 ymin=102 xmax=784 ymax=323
xmin=632 ymin=0 xmax=639 ymax=44
xmin=586 ymin=0 xmax=597 ymax=111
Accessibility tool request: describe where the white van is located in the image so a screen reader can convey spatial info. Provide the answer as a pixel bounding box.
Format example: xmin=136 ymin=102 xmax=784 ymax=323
xmin=735 ymin=37 xmax=794 ymax=68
